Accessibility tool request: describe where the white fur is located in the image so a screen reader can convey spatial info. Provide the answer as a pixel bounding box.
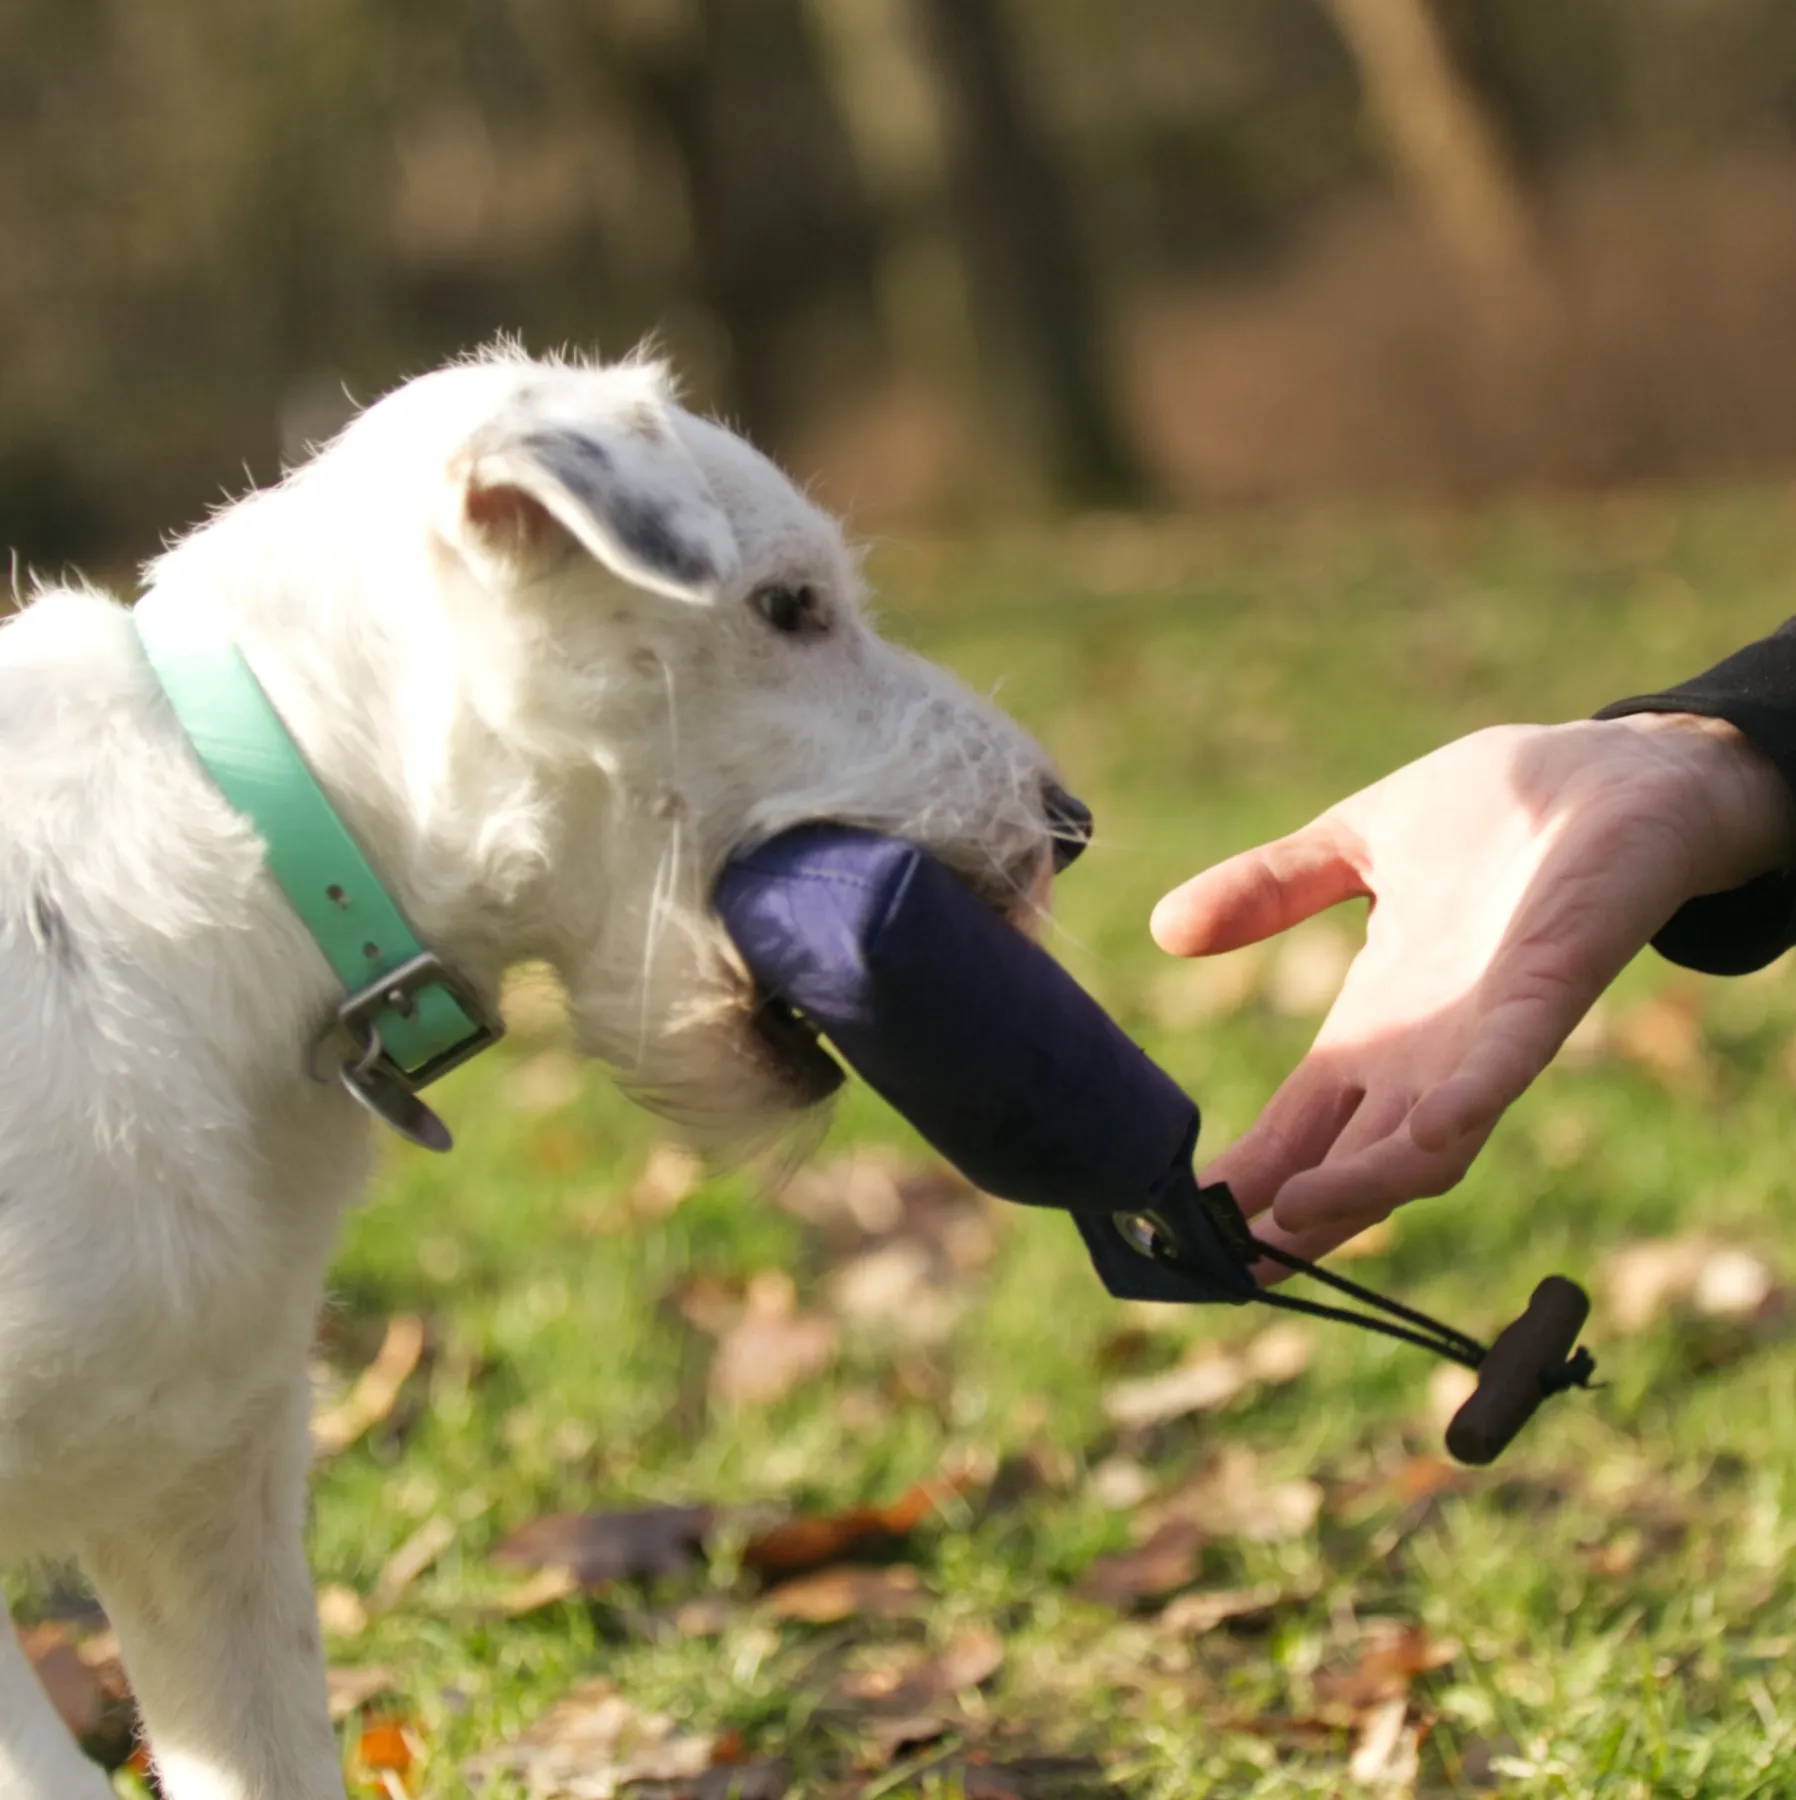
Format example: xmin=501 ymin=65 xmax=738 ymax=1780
xmin=0 ymin=350 xmax=1064 ymax=1799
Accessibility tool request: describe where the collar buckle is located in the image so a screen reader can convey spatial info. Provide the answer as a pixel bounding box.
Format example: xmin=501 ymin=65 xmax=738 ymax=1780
xmin=336 ymin=950 xmax=504 ymax=1088
xmin=310 ymin=952 xmax=505 ymax=1152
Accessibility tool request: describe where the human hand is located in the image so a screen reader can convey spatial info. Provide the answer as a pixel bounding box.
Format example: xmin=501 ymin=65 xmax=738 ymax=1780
xmin=1151 ymin=714 xmax=1796 ymax=1260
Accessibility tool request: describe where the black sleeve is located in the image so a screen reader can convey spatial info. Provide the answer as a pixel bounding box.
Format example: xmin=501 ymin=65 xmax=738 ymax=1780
xmin=1595 ymin=620 xmax=1796 ymax=976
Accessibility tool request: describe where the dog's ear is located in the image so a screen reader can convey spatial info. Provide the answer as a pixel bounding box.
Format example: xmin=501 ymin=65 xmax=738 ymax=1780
xmin=453 ymin=388 xmax=739 ymax=603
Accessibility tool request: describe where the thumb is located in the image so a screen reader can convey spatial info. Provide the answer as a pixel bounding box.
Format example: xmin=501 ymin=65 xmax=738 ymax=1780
xmin=1150 ymin=820 xmax=1368 ymax=957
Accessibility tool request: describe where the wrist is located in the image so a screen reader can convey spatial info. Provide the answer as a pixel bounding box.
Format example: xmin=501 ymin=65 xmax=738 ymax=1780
xmin=1606 ymin=711 xmax=1796 ymax=893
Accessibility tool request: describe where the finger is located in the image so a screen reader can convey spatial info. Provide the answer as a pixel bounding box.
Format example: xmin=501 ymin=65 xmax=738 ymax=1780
xmin=1246 ymin=1204 xmax=1396 ymax=1281
xmin=1269 ymin=1118 xmax=1491 ymax=1236
xmin=1201 ymin=1065 xmax=1366 ymax=1216
xmin=1150 ymin=820 xmax=1367 ymax=957
xmin=1408 ymin=1069 xmax=1522 ymax=1155
xmin=1320 ymin=1088 xmax=1413 ymax=1161
xmin=1407 ymin=996 xmax=1597 ymax=1152
xmin=1239 ymin=1092 xmax=1411 ymax=1271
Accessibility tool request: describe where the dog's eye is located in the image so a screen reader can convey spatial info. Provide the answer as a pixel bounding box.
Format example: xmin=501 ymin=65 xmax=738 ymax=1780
xmin=751 ymin=582 xmax=827 ymax=638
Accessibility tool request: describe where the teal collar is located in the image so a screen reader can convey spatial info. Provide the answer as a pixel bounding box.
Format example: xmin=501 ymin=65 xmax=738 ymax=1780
xmin=135 ymin=597 xmax=501 ymax=1150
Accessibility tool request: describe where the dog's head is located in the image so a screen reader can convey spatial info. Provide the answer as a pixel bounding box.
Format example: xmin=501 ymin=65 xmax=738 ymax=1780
xmin=235 ymin=352 xmax=1091 ymax=1146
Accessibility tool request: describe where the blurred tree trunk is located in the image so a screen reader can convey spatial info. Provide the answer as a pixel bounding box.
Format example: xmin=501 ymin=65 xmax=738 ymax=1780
xmin=1319 ymin=0 xmax=1557 ymax=336
xmin=906 ymin=0 xmax=1145 ymax=505
xmin=622 ymin=0 xmax=886 ymax=449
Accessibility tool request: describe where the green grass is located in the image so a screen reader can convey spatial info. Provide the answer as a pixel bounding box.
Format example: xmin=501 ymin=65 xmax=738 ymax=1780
xmin=39 ymin=487 xmax=1796 ymax=1795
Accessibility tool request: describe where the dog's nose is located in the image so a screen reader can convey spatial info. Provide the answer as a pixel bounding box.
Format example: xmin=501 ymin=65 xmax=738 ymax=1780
xmin=1044 ymin=782 xmax=1094 ymax=872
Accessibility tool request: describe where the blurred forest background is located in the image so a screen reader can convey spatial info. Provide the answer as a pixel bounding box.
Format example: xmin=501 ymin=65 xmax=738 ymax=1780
xmin=9 ymin=0 xmax=1796 ymax=566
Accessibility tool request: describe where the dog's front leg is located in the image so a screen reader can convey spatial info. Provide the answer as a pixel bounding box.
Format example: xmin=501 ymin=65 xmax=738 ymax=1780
xmin=82 ymin=1380 xmax=344 ymax=1800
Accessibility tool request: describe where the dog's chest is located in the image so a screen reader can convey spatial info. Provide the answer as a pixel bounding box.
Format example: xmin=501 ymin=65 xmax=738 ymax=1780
xmin=0 ymin=1101 xmax=367 ymax=1550
xmin=0 ymin=597 xmax=377 ymax=1549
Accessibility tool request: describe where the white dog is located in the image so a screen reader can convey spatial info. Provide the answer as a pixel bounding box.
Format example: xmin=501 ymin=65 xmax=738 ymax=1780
xmin=0 ymin=350 xmax=1087 ymax=1800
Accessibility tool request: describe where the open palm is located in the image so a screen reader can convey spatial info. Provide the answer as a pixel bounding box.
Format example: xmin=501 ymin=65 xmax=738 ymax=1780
xmin=1151 ymin=715 xmax=1796 ymax=1259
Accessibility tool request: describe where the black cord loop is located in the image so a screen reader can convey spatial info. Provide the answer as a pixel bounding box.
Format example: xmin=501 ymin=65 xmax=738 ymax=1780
xmin=1247 ymin=1235 xmax=1490 ymax=1367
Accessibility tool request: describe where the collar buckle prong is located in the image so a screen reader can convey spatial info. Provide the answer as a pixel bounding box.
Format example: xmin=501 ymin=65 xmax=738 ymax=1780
xmin=309 ymin=952 xmax=505 ymax=1152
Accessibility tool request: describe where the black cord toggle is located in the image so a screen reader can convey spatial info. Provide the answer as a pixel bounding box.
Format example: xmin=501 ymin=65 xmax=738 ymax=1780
xmin=1118 ymin=1183 xmax=1597 ymax=1465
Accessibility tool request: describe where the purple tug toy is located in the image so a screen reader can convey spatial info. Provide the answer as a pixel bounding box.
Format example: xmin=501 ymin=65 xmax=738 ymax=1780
xmin=716 ymin=825 xmax=1596 ymax=1465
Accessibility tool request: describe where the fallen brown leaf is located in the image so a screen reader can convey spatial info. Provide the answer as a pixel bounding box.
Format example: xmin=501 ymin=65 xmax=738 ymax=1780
xmin=927 ymin=1628 xmax=1005 ymax=1694
xmin=860 ymin=1712 xmax=957 ymax=1762
xmin=708 ymin=1272 xmax=838 ymax=1408
xmin=632 ymin=1143 xmax=705 ymax=1218
xmin=775 ymin=1149 xmax=956 ymax=1232
xmin=1602 ymin=1235 xmax=1782 ymax=1332
xmin=373 ymin=1516 xmax=456 ymax=1609
xmin=1141 ymin=947 xmax=1266 ymax=1028
xmin=671 ymin=1594 xmax=736 ymax=1639
xmin=1240 ymin=1321 xmax=1313 ymax=1384
xmin=1583 ymin=1530 xmax=1648 ymax=1578
xmin=1696 ymin=1246 xmax=1782 ymax=1316
xmin=833 ymin=1626 xmax=1005 ymax=1716
xmin=328 ymin=1667 xmax=400 ymax=1724
xmin=817 ymin=1620 xmax=1014 ymax=1756
xmin=16 ymin=1622 xmax=135 ymax=1762
xmin=741 ymin=1480 xmax=950 ymax=1579
xmin=827 ymin=1239 xmax=964 ymax=1346
xmin=492 ymin=1566 xmax=584 ymax=1617
xmin=1094 ymin=1327 xmax=1156 ymax=1373
xmin=503 ymin=1048 xmax=584 ymax=1115
xmin=1315 ymin=1622 xmax=1458 ymax=1714
xmin=312 ymin=1315 xmax=428 ymax=1459
xmin=935 ymin=1753 xmax=1114 ymax=1798
xmin=674 ymin=1272 xmax=746 ymax=1337
xmin=1157 ymin=1582 xmax=1288 ymax=1637
xmin=620 ymin=1765 xmax=790 ymax=1800
xmin=491 ymin=1504 xmax=714 ymax=1590
xmin=1386 ymin=1455 xmax=1474 ymax=1508
xmin=317 ymin=1583 xmax=370 ymax=1639
xmin=1148 ymin=1446 xmax=1322 ymax=1544
xmin=16 ymin=1623 xmax=109 ymax=1739
xmin=1076 ymin=1519 xmax=1203 ymax=1608
xmin=465 ymin=1678 xmax=714 ymax=1798
xmin=351 ymin=1714 xmax=420 ymax=1792
xmin=1611 ymin=989 xmax=1708 ymax=1088
xmin=1425 ymin=1365 xmax=1480 ymax=1438
xmin=760 ymin=1564 xmax=928 ymax=1624
xmin=1103 ymin=1354 xmax=1247 ymax=1428
xmin=776 ymin=1147 xmax=915 ymax=1235
xmin=1575 ymin=1479 xmax=1691 ymax=1576
xmin=1087 ymin=1455 xmax=1156 ymax=1512
xmin=1347 ymin=1696 xmax=1422 ymax=1790
xmin=1101 ymin=1324 xmax=1311 ymax=1429
xmin=976 ymin=1446 xmax=1076 ymax=1520
xmin=774 ymin=1151 xmax=996 ymax=1273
